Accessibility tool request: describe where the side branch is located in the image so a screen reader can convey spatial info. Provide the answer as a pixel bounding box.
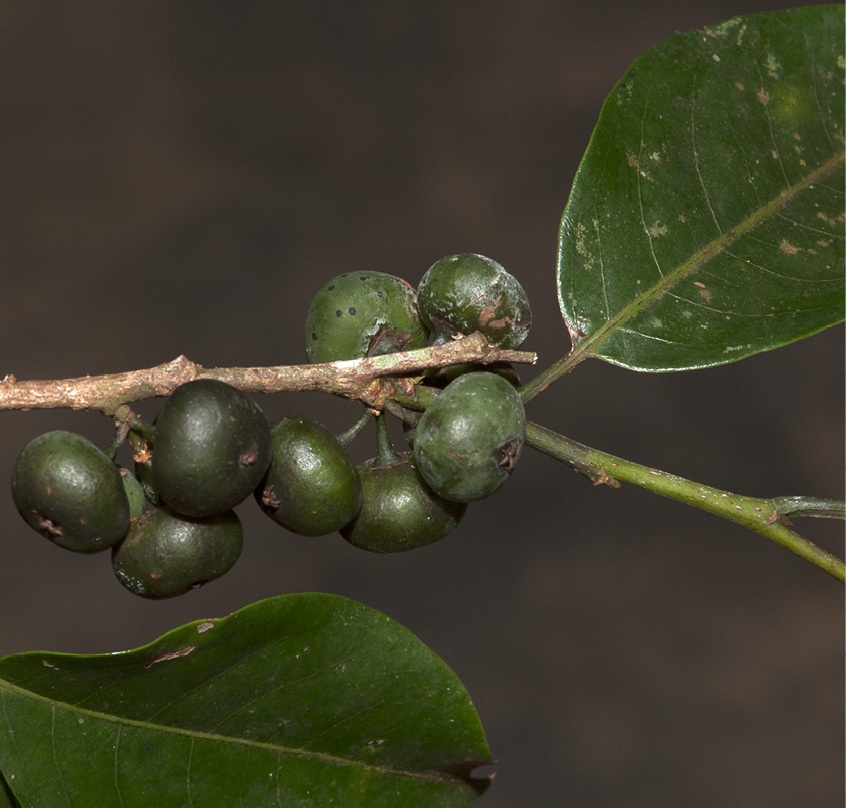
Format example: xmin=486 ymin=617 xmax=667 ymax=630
xmin=0 ymin=333 xmax=536 ymax=415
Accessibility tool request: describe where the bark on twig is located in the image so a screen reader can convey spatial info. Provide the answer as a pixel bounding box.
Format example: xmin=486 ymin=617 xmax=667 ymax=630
xmin=0 ymin=333 xmax=536 ymax=415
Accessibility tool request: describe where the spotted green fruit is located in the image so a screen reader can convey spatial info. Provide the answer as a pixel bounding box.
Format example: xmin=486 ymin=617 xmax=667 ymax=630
xmin=305 ymin=271 xmax=428 ymax=363
xmin=11 ymin=431 xmax=130 ymax=553
xmin=414 ymin=371 xmax=526 ymax=502
xmin=256 ymin=416 xmax=362 ymax=536
xmin=341 ymin=453 xmax=466 ymax=553
xmin=153 ymin=379 xmax=272 ymax=518
xmin=112 ymin=507 xmax=243 ymax=599
xmin=417 ymin=253 xmax=532 ymax=349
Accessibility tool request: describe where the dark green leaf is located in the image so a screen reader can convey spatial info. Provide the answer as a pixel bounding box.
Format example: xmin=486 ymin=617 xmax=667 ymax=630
xmin=0 ymin=594 xmax=491 ymax=807
xmin=558 ymin=5 xmax=845 ymax=371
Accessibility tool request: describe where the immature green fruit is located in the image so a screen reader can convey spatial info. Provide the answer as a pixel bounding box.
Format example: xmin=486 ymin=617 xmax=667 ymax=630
xmin=153 ymin=379 xmax=272 ymax=518
xmin=417 ymin=253 xmax=532 ymax=349
xmin=256 ymin=416 xmax=363 ymax=536
xmin=341 ymin=453 xmax=467 ymax=553
xmin=11 ymin=430 xmax=130 ymax=553
xmin=414 ymin=371 xmax=526 ymax=502
xmin=305 ymin=271 xmax=428 ymax=363
xmin=112 ymin=507 xmax=243 ymax=599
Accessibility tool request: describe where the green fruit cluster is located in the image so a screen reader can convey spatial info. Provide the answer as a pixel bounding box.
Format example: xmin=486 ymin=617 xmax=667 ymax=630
xmin=11 ymin=254 xmax=532 ymax=595
xmin=304 ymin=255 xmax=530 ymax=552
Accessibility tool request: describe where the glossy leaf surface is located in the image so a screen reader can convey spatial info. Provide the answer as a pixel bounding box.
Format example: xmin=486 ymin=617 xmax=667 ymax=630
xmin=0 ymin=594 xmax=491 ymax=807
xmin=558 ymin=5 xmax=845 ymax=371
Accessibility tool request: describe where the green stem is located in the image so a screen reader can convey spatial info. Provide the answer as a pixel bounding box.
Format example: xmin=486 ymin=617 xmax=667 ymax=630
xmin=336 ymin=409 xmax=373 ymax=448
xmin=375 ymin=413 xmax=400 ymax=466
xmin=518 ymin=351 xmax=584 ymax=403
xmin=526 ymin=421 xmax=845 ymax=583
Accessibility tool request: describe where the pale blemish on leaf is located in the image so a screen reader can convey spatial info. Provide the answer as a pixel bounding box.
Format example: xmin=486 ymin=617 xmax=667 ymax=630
xmin=574 ymin=222 xmax=594 ymax=270
xmin=712 ymin=54 xmax=721 ymax=63
xmin=779 ymin=239 xmax=800 ymax=255
xmin=756 ymin=88 xmax=771 ymax=105
xmin=734 ymin=81 xmax=745 ymax=92
xmin=765 ymin=53 xmax=781 ymax=79
xmin=693 ymin=281 xmax=712 ymax=302
xmin=144 ymin=645 xmax=196 ymax=669
xmin=816 ymin=211 xmax=839 ymax=227
xmin=646 ymin=222 xmax=668 ymax=238
xmin=712 ymin=16 xmax=742 ymax=37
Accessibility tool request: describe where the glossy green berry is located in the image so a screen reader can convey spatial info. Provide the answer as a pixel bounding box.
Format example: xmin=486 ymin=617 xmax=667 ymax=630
xmin=153 ymin=379 xmax=272 ymax=518
xmin=11 ymin=430 xmax=130 ymax=553
xmin=305 ymin=271 xmax=428 ymax=363
xmin=414 ymin=371 xmax=526 ymax=502
xmin=341 ymin=453 xmax=467 ymax=553
xmin=256 ymin=416 xmax=363 ymax=536
xmin=417 ymin=253 xmax=532 ymax=349
xmin=112 ymin=507 xmax=243 ymax=599
xmin=120 ymin=468 xmax=146 ymax=520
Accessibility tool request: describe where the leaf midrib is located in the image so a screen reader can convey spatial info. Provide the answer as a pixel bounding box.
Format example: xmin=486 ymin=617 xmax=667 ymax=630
xmin=0 ymin=679 xmax=474 ymax=786
xmin=571 ymin=147 xmax=845 ymax=366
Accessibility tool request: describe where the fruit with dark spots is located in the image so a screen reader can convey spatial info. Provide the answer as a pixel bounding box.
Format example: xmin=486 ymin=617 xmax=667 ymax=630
xmin=152 ymin=379 xmax=272 ymax=518
xmin=413 ymin=371 xmax=526 ymax=502
xmin=256 ymin=416 xmax=363 ymax=536
xmin=417 ymin=253 xmax=532 ymax=349
xmin=341 ymin=453 xmax=466 ymax=553
xmin=305 ymin=271 xmax=429 ymax=363
xmin=111 ymin=507 xmax=243 ymax=599
xmin=11 ymin=430 xmax=130 ymax=552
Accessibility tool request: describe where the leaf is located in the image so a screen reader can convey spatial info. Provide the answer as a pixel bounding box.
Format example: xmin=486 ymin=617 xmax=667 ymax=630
xmin=557 ymin=5 xmax=845 ymax=371
xmin=0 ymin=774 xmax=20 ymax=808
xmin=0 ymin=594 xmax=491 ymax=807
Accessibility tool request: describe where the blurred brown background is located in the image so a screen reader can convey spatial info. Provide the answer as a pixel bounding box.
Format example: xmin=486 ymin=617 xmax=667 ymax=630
xmin=0 ymin=3 xmax=842 ymax=806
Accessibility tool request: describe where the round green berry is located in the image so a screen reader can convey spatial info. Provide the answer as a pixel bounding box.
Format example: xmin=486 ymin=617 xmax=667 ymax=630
xmin=256 ymin=416 xmax=363 ymax=536
xmin=417 ymin=253 xmax=532 ymax=349
xmin=111 ymin=507 xmax=243 ymax=599
xmin=341 ymin=453 xmax=467 ymax=553
xmin=305 ymin=271 xmax=428 ymax=363
xmin=152 ymin=379 xmax=272 ymax=518
xmin=413 ymin=371 xmax=526 ymax=502
xmin=11 ymin=430 xmax=130 ymax=553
